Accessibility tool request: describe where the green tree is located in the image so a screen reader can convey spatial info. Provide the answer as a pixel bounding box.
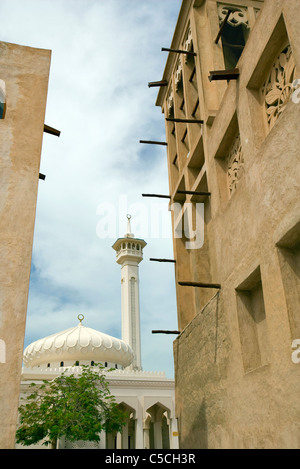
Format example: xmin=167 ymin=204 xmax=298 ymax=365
xmin=16 ymin=364 xmax=126 ymax=449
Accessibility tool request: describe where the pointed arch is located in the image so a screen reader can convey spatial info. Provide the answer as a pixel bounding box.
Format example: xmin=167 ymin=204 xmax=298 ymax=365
xmin=106 ymin=401 xmax=137 ymax=450
xmin=144 ymin=402 xmax=172 ymax=449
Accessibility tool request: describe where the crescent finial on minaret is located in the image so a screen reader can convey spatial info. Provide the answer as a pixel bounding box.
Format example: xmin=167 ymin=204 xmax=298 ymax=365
xmin=125 ymin=214 xmax=134 ymax=238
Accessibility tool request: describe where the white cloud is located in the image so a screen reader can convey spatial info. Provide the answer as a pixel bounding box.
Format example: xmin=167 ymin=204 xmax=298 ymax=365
xmin=0 ymin=0 xmax=181 ymax=378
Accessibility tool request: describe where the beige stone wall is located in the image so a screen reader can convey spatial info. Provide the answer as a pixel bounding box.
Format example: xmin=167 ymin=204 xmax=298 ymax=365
xmin=158 ymin=0 xmax=300 ymax=448
xmin=0 ymin=42 xmax=51 ymax=448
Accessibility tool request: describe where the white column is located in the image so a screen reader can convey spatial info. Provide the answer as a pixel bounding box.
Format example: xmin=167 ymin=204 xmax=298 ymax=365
xmin=154 ymin=420 xmax=163 ymax=449
xmin=121 ymin=422 xmax=129 ymax=449
xmin=135 ymin=417 xmax=144 ymax=449
xmin=143 ymin=422 xmax=150 ymax=449
xmin=99 ymin=430 xmax=106 ymax=449
xmin=169 ymin=418 xmax=179 ymax=449
xmin=116 ymin=432 xmax=122 ymax=449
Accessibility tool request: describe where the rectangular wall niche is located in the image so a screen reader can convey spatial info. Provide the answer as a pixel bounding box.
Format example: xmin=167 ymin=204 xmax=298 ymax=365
xmin=227 ymin=132 xmax=244 ymax=196
xmin=276 ymin=222 xmax=300 ymax=339
xmin=214 ymin=113 xmax=244 ymax=203
xmin=236 ymin=267 xmax=269 ymax=373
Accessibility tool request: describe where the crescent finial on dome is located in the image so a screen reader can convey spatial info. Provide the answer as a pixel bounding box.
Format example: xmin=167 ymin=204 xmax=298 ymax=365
xmin=78 ymin=314 xmax=84 ymax=324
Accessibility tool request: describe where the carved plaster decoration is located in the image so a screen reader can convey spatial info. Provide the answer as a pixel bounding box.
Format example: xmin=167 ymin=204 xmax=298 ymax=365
xmin=167 ymin=86 xmax=174 ymax=117
xmin=254 ymin=8 xmax=261 ymax=18
xmin=262 ymin=45 xmax=296 ymax=131
xmin=183 ymin=25 xmax=193 ymax=63
xmin=174 ymin=57 xmax=183 ymax=91
xmin=218 ymin=4 xmax=249 ymax=28
xmin=227 ymin=133 xmax=244 ymax=195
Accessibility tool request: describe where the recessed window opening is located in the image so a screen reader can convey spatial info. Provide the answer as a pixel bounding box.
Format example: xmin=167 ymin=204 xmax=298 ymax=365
xmin=192 ymin=99 xmax=199 ymax=117
xmin=186 ymin=43 xmax=195 ymax=68
xmin=277 ymin=222 xmax=300 ymax=338
xmin=189 ymin=65 xmax=196 ymax=83
xmin=236 ymin=267 xmax=269 ymax=373
xmin=181 ymin=128 xmax=188 ymax=144
xmin=221 ymin=21 xmax=248 ymax=69
xmin=217 ymin=5 xmax=250 ymax=70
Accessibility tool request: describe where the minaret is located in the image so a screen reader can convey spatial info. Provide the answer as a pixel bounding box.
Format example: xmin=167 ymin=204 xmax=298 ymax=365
xmin=112 ymin=215 xmax=147 ymax=371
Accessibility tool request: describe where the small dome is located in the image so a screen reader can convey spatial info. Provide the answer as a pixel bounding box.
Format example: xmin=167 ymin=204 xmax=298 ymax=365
xmin=23 ymin=320 xmax=134 ymax=368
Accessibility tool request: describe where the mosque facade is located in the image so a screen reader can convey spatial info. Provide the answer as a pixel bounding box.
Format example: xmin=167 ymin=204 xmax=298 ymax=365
xmin=17 ymin=219 xmax=178 ymax=450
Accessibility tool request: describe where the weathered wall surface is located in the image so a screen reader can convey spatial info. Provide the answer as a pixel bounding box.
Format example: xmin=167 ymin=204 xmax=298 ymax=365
xmin=174 ymin=293 xmax=231 ymax=449
xmin=174 ymin=281 xmax=300 ymax=449
xmin=0 ymin=42 xmax=51 ymax=448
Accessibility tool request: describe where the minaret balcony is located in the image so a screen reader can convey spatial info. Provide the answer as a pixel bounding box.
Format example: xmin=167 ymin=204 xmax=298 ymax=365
xmin=115 ymin=245 xmax=145 ymax=265
xmin=112 ymin=215 xmax=147 ymax=265
xmin=112 ymin=237 xmax=147 ymax=264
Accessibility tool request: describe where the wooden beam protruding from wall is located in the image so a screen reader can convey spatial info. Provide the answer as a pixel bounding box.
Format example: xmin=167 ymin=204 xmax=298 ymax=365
xmin=142 ymin=194 xmax=171 ymax=199
xmin=177 ymin=190 xmax=211 ymax=197
xmin=150 ymin=258 xmax=176 ymax=263
xmin=139 ymin=140 xmax=167 ymax=146
xmin=148 ymin=80 xmax=168 ymax=88
xmin=208 ymin=69 xmax=239 ymax=81
xmin=166 ymin=118 xmax=204 ymax=124
xmin=44 ymin=124 xmax=61 ymax=137
xmin=178 ymin=281 xmax=221 ymax=289
xmin=161 ymin=47 xmax=196 ymax=57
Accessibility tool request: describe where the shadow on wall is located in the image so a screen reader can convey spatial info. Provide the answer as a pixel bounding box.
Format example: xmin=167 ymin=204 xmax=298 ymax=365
xmin=181 ymin=399 xmax=208 ymax=449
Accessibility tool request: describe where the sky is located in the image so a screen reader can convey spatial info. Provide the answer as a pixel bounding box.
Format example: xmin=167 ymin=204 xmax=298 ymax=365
xmin=0 ymin=0 xmax=182 ymax=378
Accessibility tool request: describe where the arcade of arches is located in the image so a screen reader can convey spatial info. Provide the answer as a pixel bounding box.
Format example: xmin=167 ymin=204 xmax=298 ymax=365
xmin=106 ymin=401 xmax=173 ymax=450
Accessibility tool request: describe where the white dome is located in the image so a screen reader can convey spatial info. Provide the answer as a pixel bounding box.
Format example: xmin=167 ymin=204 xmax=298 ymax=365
xmin=23 ymin=321 xmax=134 ymax=368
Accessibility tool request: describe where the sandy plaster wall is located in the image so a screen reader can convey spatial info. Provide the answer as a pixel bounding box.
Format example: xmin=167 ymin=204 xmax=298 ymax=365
xmin=0 ymin=41 xmax=51 ymax=448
